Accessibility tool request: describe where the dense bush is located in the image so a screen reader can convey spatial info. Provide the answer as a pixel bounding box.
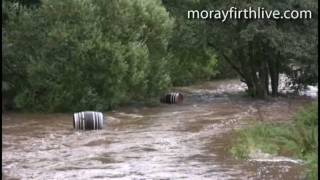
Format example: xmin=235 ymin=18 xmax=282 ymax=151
xmin=3 ymin=0 xmax=173 ymax=111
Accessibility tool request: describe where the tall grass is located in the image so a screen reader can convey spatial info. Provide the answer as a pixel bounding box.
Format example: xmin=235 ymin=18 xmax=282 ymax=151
xmin=230 ymin=103 xmax=318 ymax=179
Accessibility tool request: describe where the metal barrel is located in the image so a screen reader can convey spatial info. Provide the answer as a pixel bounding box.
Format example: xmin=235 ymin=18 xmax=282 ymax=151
xmin=160 ymin=92 xmax=184 ymax=104
xmin=73 ymin=111 xmax=104 ymax=130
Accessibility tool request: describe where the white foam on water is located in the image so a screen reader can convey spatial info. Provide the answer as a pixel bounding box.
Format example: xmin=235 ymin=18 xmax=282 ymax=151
xmin=249 ymin=150 xmax=304 ymax=164
xmin=115 ymin=112 xmax=144 ymax=118
xmin=277 ymin=74 xmax=318 ymax=98
xmin=250 ymin=158 xmax=304 ymax=164
xmin=299 ymin=85 xmax=318 ymax=99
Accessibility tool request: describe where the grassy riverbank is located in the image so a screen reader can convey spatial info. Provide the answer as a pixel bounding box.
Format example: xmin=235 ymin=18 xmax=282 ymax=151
xmin=230 ymin=103 xmax=318 ymax=179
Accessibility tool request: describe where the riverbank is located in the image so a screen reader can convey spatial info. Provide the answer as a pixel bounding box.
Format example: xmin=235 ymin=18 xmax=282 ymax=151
xmin=230 ymin=103 xmax=318 ymax=179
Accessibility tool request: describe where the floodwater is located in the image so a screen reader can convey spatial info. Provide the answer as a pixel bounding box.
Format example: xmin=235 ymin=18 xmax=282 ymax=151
xmin=2 ymin=79 xmax=316 ymax=180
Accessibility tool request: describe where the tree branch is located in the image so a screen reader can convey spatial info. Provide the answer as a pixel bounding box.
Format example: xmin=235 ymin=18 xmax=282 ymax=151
xmin=207 ymin=42 xmax=246 ymax=79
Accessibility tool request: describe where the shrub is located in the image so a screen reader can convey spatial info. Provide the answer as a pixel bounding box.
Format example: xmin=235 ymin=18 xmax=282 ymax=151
xmin=3 ymin=0 xmax=174 ymax=112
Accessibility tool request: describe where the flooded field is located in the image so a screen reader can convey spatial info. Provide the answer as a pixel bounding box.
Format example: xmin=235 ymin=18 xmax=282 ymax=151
xmin=2 ymin=79 xmax=316 ymax=180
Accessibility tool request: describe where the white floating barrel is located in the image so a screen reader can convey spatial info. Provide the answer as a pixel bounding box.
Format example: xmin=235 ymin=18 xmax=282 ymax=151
xmin=160 ymin=92 xmax=184 ymax=104
xmin=73 ymin=111 xmax=104 ymax=130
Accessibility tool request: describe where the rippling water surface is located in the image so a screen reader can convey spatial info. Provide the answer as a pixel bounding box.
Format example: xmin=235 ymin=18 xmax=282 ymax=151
xmin=2 ymin=79 xmax=315 ymax=180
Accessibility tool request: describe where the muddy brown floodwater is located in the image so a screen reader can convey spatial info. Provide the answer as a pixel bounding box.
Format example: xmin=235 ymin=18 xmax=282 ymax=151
xmin=2 ymin=79 xmax=316 ymax=180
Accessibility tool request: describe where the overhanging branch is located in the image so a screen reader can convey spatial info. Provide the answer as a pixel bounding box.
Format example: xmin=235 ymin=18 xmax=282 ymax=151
xmin=207 ymin=42 xmax=246 ymax=80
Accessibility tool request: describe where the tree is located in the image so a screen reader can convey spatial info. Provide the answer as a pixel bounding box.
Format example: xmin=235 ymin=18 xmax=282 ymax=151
xmin=164 ymin=0 xmax=318 ymax=98
xmin=3 ymin=0 xmax=174 ymax=111
xmin=204 ymin=0 xmax=317 ymax=98
xmin=163 ymin=0 xmax=235 ymax=86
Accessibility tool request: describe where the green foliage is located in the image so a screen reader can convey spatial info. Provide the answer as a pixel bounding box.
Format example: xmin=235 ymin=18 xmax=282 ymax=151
xmin=231 ymin=103 xmax=318 ymax=179
xmin=3 ymin=0 xmax=318 ymax=111
xmin=163 ymin=1 xmax=235 ymax=86
xmin=231 ymin=123 xmax=290 ymax=159
xmin=164 ymin=0 xmax=318 ymax=97
xmin=5 ymin=0 xmax=41 ymax=8
xmin=3 ymin=0 xmax=173 ymax=112
xmin=305 ymin=152 xmax=318 ymax=180
xmin=230 ymin=142 xmax=250 ymax=160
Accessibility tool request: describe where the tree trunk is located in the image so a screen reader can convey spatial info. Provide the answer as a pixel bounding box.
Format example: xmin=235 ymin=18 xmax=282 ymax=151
xmin=268 ymin=55 xmax=280 ymax=96
xmin=248 ymin=39 xmax=267 ymax=99
xmin=260 ymin=63 xmax=269 ymax=97
xmin=265 ymin=70 xmax=270 ymax=95
xmin=270 ymin=70 xmax=279 ymax=96
xmin=255 ymin=77 xmax=267 ymax=98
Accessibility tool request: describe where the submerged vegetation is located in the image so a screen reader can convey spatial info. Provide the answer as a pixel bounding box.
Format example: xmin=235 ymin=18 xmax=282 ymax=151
xmin=230 ymin=103 xmax=318 ymax=179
